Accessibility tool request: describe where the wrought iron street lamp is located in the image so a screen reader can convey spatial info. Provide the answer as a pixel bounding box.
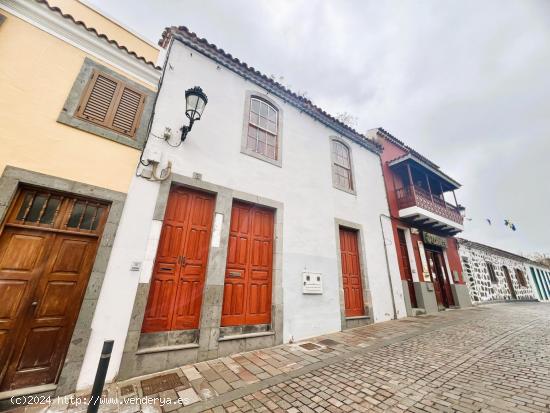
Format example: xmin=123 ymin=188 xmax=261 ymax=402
xmin=181 ymin=86 xmax=208 ymax=141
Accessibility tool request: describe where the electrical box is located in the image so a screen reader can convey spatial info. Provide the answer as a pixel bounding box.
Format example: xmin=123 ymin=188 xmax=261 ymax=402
xmin=144 ymin=147 xmax=162 ymax=164
xmin=302 ymin=271 xmax=322 ymax=294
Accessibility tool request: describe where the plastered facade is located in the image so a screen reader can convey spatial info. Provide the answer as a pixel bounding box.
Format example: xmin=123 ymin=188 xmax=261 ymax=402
xmin=76 ymin=38 xmax=402 ymax=390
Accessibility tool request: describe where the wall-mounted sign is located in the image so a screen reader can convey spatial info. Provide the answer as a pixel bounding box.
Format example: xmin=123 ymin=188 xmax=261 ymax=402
xmin=423 ymin=232 xmax=447 ymax=248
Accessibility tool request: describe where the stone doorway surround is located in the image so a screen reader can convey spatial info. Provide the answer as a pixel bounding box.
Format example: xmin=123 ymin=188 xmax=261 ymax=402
xmin=333 ymin=218 xmax=373 ymax=331
xmin=118 ymin=173 xmax=284 ymax=380
xmin=0 ymin=166 xmax=126 ymax=398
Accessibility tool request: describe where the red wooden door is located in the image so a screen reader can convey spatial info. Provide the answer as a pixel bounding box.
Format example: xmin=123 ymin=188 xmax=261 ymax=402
xmin=397 ymin=229 xmax=417 ymax=308
xmin=142 ymin=187 xmax=214 ymax=332
xmin=0 ymin=187 xmax=107 ymax=391
xmin=339 ymin=227 xmax=365 ymax=317
xmin=221 ymin=202 xmax=274 ymax=327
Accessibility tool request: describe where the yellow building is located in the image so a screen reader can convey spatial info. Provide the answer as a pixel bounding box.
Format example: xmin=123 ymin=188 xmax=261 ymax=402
xmin=0 ymin=0 xmax=160 ymax=399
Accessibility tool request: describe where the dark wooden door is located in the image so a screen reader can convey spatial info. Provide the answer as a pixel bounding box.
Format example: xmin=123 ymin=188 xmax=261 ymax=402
xmin=427 ymin=250 xmax=451 ymax=308
xmin=502 ymin=266 xmax=517 ymax=300
xmin=142 ymin=187 xmax=215 ymax=333
xmin=221 ymin=202 xmax=274 ymax=327
xmin=435 ymin=253 xmax=454 ymax=307
xmin=339 ymin=227 xmax=365 ymax=317
xmin=397 ymin=229 xmax=417 ymax=308
xmin=0 ymin=187 xmax=107 ymax=391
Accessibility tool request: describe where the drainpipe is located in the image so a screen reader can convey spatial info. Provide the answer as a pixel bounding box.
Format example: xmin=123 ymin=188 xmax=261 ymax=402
xmin=380 ymin=213 xmax=398 ymax=320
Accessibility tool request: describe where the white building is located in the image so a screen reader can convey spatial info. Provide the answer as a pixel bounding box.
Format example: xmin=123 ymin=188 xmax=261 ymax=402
xmin=458 ymin=239 xmax=537 ymax=303
xmin=76 ymin=26 xmax=405 ymax=389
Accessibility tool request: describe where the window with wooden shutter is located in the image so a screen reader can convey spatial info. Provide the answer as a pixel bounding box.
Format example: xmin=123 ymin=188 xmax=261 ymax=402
xmin=75 ymin=70 xmax=145 ymax=138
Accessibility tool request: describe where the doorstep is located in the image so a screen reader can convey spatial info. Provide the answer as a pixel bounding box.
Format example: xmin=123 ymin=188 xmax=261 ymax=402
xmin=135 ymin=342 xmax=199 ymax=355
xmin=218 ymin=331 xmax=275 ymax=342
xmin=0 ymin=384 xmax=57 ymax=401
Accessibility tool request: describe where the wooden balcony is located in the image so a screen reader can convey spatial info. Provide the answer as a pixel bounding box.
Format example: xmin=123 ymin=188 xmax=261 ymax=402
xmin=396 ymin=185 xmax=464 ymax=232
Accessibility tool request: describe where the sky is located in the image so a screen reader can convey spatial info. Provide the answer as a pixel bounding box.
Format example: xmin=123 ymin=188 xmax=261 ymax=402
xmin=89 ymin=0 xmax=550 ymax=257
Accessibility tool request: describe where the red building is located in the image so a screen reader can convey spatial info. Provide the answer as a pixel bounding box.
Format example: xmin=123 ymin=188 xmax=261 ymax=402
xmin=368 ymin=128 xmax=472 ymax=314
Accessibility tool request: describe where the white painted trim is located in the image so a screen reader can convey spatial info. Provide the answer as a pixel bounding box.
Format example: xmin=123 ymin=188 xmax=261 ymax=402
xmin=0 ymin=0 xmax=160 ymax=87
xmin=398 ymin=206 xmax=464 ymax=232
xmin=399 ymin=226 xmax=419 ymax=282
xmin=442 ymin=250 xmax=454 ymax=285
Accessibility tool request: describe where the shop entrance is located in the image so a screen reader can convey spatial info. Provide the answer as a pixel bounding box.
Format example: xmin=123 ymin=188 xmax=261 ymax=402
xmin=425 ymin=248 xmax=454 ymax=309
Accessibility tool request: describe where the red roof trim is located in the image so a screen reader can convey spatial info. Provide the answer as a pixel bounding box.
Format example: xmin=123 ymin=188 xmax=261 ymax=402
xmin=159 ymin=25 xmax=383 ymax=154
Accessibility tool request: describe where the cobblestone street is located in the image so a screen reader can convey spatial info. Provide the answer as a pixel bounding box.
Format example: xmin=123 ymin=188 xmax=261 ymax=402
xmin=10 ymin=303 xmax=550 ymax=413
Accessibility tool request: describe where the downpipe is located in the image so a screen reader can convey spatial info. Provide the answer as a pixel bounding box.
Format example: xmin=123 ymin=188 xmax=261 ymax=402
xmin=380 ymin=213 xmax=398 ymax=320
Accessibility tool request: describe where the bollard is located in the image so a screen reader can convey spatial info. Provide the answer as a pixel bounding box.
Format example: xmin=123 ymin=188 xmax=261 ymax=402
xmin=87 ymin=340 xmax=114 ymax=413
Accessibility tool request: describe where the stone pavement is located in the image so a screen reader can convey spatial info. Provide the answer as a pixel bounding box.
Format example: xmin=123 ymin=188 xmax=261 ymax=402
xmin=8 ymin=302 xmax=550 ymax=412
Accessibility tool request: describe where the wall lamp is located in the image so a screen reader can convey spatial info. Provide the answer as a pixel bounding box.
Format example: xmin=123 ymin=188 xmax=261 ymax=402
xmin=180 ymin=86 xmax=208 ymax=142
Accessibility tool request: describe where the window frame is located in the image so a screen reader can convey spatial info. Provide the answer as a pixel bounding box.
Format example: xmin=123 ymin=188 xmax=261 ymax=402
xmin=515 ymin=268 xmax=527 ymax=287
xmin=486 ymin=261 xmax=498 ymax=283
xmin=58 ymin=58 xmax=155 ymax=150
xmin=240 ymin=91 xmax=283 ymax=167
xmin=330 ymin=137 xmax=356 ymax=195
xmin=75 ymin=69 xmax=146 ymax=138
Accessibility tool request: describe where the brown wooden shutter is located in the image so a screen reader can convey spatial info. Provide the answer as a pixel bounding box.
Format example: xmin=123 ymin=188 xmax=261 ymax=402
xmin=75 ymin=69 xmax=145 ymax=138
xmin=110 ymin=86 xmax=145 ymax=136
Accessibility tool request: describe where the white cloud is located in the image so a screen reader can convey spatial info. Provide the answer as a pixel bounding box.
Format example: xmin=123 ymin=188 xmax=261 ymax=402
xmin=89 ymin=0 xmax=550 ymax=255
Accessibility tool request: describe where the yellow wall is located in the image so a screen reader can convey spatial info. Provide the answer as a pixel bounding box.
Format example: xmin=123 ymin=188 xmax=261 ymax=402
xmin=0 ymin=12 xmax=152 ymax=193
xmin=48 ymin=0 xmax=159 ymax=64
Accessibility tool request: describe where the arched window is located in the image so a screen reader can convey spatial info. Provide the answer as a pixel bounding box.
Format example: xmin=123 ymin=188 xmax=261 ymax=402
xmin=246 ymin=97 xmax=278 ymax=160
xmin=331 ymin=139 xmax=354 ymax=192
xmin=515 ymin=268 xmax=527 ymax=287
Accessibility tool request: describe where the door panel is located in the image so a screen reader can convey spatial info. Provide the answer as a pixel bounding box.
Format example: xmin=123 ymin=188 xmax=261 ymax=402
xmin=142 ymin=187 xmax=215 ymax=332
xmin=0 ymin=228 xmax=51 ymax=384
xmin=427 ymin=250 xmax=452 ymax=309
xmin=221 ymin=202 xmax=274 ymax=326
xmin=5 ymin=234 xmax=97 ymax=389
xmin=339 ymin=228 xmax=365 ymax=317
xmin=436 ymin=254 xmax=454 ymax=307
xmin=397 ymin=229 xmax=417 ymax=308
xmin=0 ymin=187 xmax=108 ymax=391
xmin=502 ymin=266 xmax=517 ymax=300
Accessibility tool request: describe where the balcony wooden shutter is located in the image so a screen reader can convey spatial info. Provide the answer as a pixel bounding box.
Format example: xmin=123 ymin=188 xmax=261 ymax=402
xmin=76 ymin=70 xmax=145 ymax=138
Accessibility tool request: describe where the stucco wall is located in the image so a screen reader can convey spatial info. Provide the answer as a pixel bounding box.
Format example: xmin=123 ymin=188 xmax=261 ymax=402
xmin=47 ymin=0 xmax=159 ymax=63
xmin=76 ymin=39 xmax=401 ymax=390
xmin=0 ymin=11 xmax=150 ymax=193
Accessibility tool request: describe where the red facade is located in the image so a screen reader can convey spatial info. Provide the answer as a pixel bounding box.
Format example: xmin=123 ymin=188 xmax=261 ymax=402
xmin=373 ymin=128 xmax=465 ymax=310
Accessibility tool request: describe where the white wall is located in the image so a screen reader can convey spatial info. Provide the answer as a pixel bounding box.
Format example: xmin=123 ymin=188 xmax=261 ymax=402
xmin=77 ymin=40 xmax=397 ymax=389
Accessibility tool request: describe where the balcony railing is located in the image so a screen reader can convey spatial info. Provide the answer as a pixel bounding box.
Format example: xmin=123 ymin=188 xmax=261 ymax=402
xmin=396 ymin=185 xmax=464 ymax=225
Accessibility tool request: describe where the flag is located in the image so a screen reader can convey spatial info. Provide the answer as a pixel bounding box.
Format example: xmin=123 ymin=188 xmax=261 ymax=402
xmin=504 ymin=219 xmax=517 ymax=231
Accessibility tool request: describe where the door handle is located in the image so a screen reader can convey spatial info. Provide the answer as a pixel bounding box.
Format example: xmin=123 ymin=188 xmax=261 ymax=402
xmin=179 ymin=256 xmax=187 ymax=266
xmin=31 ymin=301 xmax=38 ymax=307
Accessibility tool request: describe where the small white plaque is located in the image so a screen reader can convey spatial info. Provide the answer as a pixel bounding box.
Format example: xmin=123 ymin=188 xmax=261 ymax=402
xmin=303 ymin=271 xmax=323 ymax=294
